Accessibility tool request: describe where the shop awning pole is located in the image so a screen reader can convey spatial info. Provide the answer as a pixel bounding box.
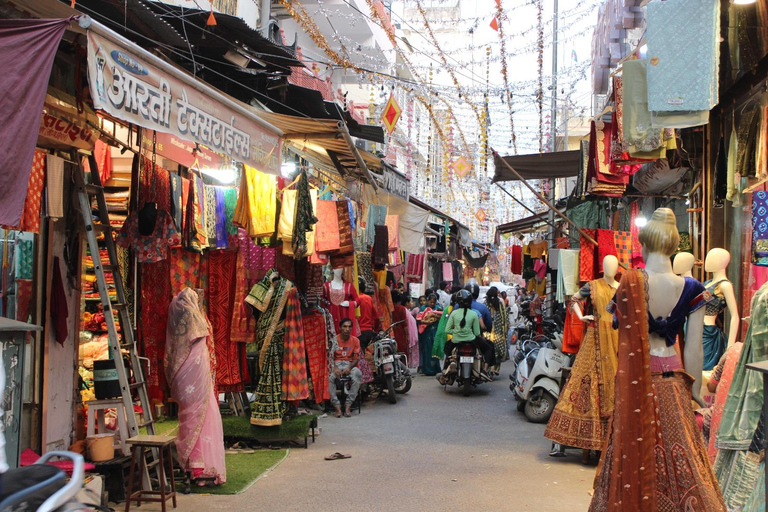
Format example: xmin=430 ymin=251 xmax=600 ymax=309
xmin=338 ymin=121 xmax=378 ymax=191
xmin=78 ymin=16 xmax=283 ymax=137
xmin=495 ymin=183 xmax=560 ymax=234
xmin=492 ymin=148 xmax=598 ymax=247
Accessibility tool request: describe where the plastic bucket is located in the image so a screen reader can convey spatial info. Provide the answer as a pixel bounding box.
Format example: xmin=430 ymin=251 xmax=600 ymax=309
xmin=86 ymin=433 xmax=115 ymax=461
xmin=93 ymin=359 xmax=121 ymax=399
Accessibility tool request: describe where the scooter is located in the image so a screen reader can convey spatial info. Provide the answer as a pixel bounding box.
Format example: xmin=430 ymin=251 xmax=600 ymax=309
xmin=511 ymin=335 xmax=571 ymax=423
xmin=0 ymin=451 xmax=97 ymax=511
xmin=369 ymin=321 xmax=412 ymax=404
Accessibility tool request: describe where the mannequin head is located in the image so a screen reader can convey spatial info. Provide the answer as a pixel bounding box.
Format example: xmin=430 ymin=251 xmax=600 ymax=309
xmin=673 ymin=253 xmax=695 ymax=277
xmin=639 ymin=208 xmax=679 ymax=259
xmin=705 ymin=248 xmax=731 ymax=273
xmin=333 ymin=268 xmax=344 ymax=280
xmin=602 ymin=255 xmax=619 ymax=279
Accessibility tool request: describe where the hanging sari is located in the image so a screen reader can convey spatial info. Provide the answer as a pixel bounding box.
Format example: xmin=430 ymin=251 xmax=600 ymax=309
xmin=545 ymin=278 xmax=618 ymax=451
xmin=589 ymin=270 xmax=725 ymax=512
xmin=713 ymin=282 xmax=768 ymax=510
xmin=489 ymin=302 xmax=510 ymax=364
xmin=706 ymin=343 xmax=743 ymax=464
xmin=281 ymin=288 xmax=309 ymax=402
xmin=165 ymin=289 xmax=226 ymax=484
xmin=406 ymin=309 xmax=420 ymax=369
xmin=245 ymin=270 xmax=292 ymax=426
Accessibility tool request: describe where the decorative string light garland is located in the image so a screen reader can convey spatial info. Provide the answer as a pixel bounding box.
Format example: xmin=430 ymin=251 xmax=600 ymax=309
xmin=536 ymin=0 xmax=544 ymax=154
xmin=494 ymin=0 xmax=518 ymax=154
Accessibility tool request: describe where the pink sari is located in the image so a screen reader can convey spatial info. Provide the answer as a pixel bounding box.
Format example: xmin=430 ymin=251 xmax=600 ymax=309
xmin=708 ymin=343 xmax=744 ymax=464
xmin=165 ymin=288 xmax=226 ymax=484
xmin=406 ymin=310 xmax=419 ymax=369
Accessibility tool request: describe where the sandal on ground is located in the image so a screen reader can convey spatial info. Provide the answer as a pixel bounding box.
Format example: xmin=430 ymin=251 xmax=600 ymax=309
xmin=325 ymin=452 xmax=352 ymax=461
xmin=334 ymin=408 xmax=342 ymax=418
xmin=344 ymin=408 xmax=352 ymax=417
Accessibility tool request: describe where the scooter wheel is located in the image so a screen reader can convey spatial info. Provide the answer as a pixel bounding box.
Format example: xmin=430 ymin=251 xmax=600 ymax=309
xmin=516 ymin=400 xmax=526 ymax=412
xmin=524 ymin=391 xmax=556 ymax=423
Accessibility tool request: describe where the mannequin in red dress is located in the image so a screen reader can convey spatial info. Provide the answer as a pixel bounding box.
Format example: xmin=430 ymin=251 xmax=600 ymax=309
xmin=323 ymin=268 xmax=360 ymax=336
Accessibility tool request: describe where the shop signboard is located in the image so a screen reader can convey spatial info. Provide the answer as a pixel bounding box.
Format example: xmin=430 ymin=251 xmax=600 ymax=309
xmin=38 ymin=111 xmax=99 ymax=150
xmin=139 ymin=131 xmax=228 ymax=172
xmin=383 ymin=165 xmax=409 ymax=201
xmin=86 ymin=31 xmax=281 ymax=175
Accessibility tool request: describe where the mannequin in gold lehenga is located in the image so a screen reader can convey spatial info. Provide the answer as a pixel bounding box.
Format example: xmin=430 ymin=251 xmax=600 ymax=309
xmin=544 ymin=256 xmax=619 ymax=457
xmin=589 ymin=208 xmax=725 ymax=512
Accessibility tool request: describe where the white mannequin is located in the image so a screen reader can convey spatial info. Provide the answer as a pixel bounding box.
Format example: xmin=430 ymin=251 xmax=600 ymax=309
xmin=643 ymin=210 xmax=705 ymax=407
xmin=704 ymin=248 xmax=739 ymax=348
xmin=673 ymin=253 xmax=695 ymax=278
xmin=573 ymin=255 xmax=620 ymax=322
xmin=331 ymin=268 xmax=350 ymax=307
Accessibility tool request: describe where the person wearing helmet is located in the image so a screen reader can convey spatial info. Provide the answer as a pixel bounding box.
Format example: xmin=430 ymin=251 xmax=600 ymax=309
xmin=464 ymin=283 xmax=493 ymax=332
xmin=437 ymin=290 xmax=495 ymax=384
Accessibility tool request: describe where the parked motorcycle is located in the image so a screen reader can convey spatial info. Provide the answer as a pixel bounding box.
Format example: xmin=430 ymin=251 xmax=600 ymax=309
xmin=510 ymin=334 xmax=571 ymax=423
xmin=442 ymin=340 xmax=487 ymax=396
xmin=0 ymin=451 xmax=98 ymax=511
xmin=368 ymin=321 xmax=412 ymax=404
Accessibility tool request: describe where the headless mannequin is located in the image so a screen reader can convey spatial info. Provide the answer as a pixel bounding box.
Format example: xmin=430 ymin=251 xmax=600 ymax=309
xmin=645 ymin=242 xmax=706 ymax=407
xmin=331 ymin=269 xmax=350 ymax=308
xmin=673 ymin=252 xmax=695 ymax=278
xmin=138 ymin=202 xmax=158 ymax=236
xmin=572 ymin=255 xmax=620 ymax=322
xmin=704 ymin=248 xmax=739 ymax=348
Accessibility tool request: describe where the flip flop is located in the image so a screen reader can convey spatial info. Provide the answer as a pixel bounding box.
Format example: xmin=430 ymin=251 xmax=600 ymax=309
xmin=324 ymin=452 xmax=352 ymax=461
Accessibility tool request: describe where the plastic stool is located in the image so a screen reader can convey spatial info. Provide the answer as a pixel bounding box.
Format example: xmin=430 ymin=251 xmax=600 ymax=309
xmin=85 ymin=399 xmax=130 ymax=456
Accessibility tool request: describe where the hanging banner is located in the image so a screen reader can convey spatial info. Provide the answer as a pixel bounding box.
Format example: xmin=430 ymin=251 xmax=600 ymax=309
xmin=86 ymin=30 xmax=281 ymax=175
xmin=382 ymin=165 xmax=409 ymax=201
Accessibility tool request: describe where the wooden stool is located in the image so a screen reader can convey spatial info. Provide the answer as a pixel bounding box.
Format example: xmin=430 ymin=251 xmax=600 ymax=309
xmin=86 ymin=399 xmax=130 ymax=456
xmin=125 ymin=435 xmax=177 ymax=512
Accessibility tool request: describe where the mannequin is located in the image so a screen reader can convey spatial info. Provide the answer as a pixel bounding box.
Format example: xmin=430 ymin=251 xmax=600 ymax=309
xmin=673 ymin=252 xmax=695 ymax=278
xmin=588 ymin=208 xmax=726 ymax=511
xmin=546 ymin=255 xmax=620 ymax=460
xmin=703 ymin=249 xmax=739 ymax=359
xmin=323 ymin=269 xmax=360 ymax=336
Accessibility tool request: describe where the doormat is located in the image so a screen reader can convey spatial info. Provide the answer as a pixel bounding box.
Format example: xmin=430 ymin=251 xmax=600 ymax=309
xmin=190 ymin=449 xmax=288 ymax=495
xmin=221 ymin=414 xmax=317 ymax=442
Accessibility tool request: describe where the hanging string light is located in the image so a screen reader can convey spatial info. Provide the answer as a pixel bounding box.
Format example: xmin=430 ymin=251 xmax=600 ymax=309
xmin=494 ymin=0 xmax=518 ymax=154
xmin=536 ymin=0 xmax=545 ymax=154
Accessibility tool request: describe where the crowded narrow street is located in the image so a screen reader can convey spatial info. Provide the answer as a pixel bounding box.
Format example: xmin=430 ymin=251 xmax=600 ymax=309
xmin=164 ymin=375 xmax=593 ymax=512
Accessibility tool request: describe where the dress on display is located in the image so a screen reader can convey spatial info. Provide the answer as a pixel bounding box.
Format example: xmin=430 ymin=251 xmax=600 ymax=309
xmin=165 ymin=288 xmax=226 ymax=484
xmin=702 ymin=279 xmax=729 ymax=371
xmin=323 ymin=281 xmax=360 ymax=336
xmin=713 ymin=282 xmax=768 ymax=510
xmin=545 ymin=278 xmax=618 ymax=451
xmin=589 ymin=270 xmax=725 ymax=512
xmin=245 ymin=270 xmax=293 ymax=426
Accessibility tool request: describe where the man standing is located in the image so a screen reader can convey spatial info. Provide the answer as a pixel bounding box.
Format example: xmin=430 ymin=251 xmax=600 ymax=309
xmin=329 ymin=318 xmax=362 ymax=418
xmin=464 ymin=283 xmax=492 ymax=332
xmin=356 ymin=278 xmax=381 ymax=350
xmin=436 ymin=281 xmax=452 ymax=309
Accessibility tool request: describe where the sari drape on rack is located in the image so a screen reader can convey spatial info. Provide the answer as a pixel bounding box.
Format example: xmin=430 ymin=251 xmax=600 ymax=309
xmin=234 ymin=164 xmax=276 ymax=238
xmin=713 ymin=282 xmax=768 ymax=509
xmin=208 ymin=251 xmax=241 ymax=392
xmin=245 ymin=270 xmax=291 ymax=426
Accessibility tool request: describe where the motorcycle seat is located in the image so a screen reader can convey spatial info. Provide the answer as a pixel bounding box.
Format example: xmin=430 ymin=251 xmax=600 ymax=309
xmin=0 ymin=464 xmax=66 ymax=511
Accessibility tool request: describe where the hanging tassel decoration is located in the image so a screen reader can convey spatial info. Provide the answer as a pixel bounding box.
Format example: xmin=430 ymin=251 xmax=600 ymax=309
xmin=207 ymin=4 xmax=217 ymax=25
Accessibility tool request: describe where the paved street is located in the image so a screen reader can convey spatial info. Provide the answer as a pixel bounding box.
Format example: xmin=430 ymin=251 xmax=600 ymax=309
xmin=162 ymin=372 xmax=594 ymax=512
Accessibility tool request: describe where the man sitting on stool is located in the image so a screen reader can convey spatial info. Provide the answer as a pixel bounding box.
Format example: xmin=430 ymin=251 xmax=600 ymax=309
xmin=329 ymin=317 xmax=362 ymax=418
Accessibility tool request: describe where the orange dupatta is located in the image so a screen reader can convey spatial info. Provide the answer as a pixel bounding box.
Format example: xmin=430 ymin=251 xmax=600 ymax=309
xmin=603 ymin=269 xmax=657 ymax=511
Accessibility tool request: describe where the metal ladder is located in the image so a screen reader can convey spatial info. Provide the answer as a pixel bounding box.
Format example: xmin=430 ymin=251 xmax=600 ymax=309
xmin=72 ymin=149 xmax=155 ymax=440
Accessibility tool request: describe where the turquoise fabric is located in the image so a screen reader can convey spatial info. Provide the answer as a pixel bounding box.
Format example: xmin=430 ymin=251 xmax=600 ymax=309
xmin=646 ymin=0 xmax=719 ymax=112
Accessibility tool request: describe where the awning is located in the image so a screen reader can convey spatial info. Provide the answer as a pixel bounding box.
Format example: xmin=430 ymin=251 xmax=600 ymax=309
xmin=251 ymin=109 xmax=380 ymax=186
xmin=492 ymin=150 xmax=581 ymax=182
xmin=496 ymin=207 xmax=565 ymax=235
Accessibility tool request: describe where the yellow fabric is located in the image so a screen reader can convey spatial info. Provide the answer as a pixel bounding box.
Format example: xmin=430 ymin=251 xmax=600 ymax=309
xmin=234 ymin=164 xmax=276 ymax=238
xmin=529 ymin=240 xmax=547 ymax=259
xmin=373 ymin=269 xmax=386 ymax=289
xmin=279 ymin=189 xmax=316 ymax=257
